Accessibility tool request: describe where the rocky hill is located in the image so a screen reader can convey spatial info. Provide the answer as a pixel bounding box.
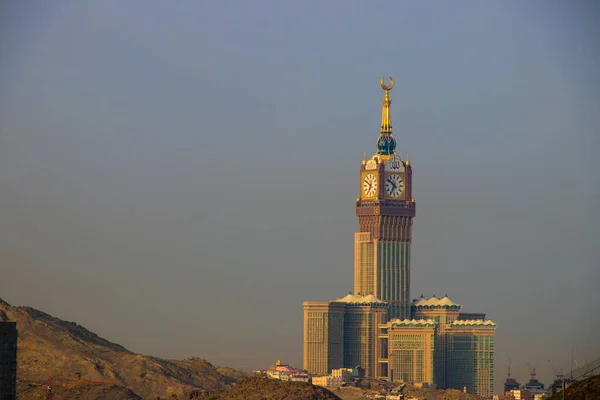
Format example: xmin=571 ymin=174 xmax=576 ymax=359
xmin=17 ymin=382 xmax=143 ymax=399
xmin=0 ymin=297 xmax=247 ymax=399
xmin=188 ymin=376 xmax=342 ymax=400
xmin=547 ymin=375 xmax=600 ymax=400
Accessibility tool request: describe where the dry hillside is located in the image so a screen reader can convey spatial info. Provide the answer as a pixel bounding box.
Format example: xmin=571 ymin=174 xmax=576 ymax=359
xmin=547 ymin=375 xmax=600 ymax=400
xmin=0 ymin=297 xmax=246 ymax=399
xmin=188 ymin=376 xmax=342 ymax=400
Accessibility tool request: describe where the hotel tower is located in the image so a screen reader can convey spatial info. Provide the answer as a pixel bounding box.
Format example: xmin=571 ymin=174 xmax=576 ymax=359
xmin=355 ymin=77 xmax=414 ymax=320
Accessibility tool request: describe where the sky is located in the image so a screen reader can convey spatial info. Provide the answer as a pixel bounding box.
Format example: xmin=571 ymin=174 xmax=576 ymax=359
xmin=0 ymin=0 xmax=599 ymax=392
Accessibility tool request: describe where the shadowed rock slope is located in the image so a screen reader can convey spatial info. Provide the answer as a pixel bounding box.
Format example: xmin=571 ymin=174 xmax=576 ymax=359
xmin=0 ymin=297 xmax=246 ymax=399
xmin=16 ymin=382 xmax=143 ymax=400
xmin=547 ymin=375 xmax=600 ymax=400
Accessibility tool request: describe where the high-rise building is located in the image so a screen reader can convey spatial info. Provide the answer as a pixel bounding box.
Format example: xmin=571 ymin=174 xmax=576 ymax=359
xmin=0 ymin=321 xmax=17 ymax=400
xmin=410 ymin=294 xmax=496 ymax=396
xmin=302 ymin=78 xmax=496 ymax=397
xmin=375 ymin=294 xmax=496 ymax=397
xmin=339 ymin=294 xmax=388 ymax=378
xmin=446 ymin=320 xmax=496 ymax=397
xmin=379 ymin=318 xmax=436 ymax=384
xmin=303 ymin=294 xmax=388 ymax=377
xmin=412 ymin=295 xmax=461 ymax=388
xmin=303 ymin=301 xmax=345 ymax=376
xmin=354 ymin=77 xmax=415 ymax=321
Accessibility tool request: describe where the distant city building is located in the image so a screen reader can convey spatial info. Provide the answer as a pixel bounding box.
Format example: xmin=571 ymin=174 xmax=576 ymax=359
xmin=331 ymin=368 xmax=353 ymax=382
xmin=0 ymin=321 xmax=17 ymax=400
xmin=504 ymin=376 xmax=521 ymax=394
xmin=508 ymin=389 xmax=533 ymax=400
xmin=262 ymin=360 xmax=309 ymax=383
xmin=290 ymin=374 xmax=310 ymax=383
xmin=309 ymin=367 xmax=354 ymax=389
xmin=521 ymin=375 xmax=549 ymax=398
xmin=302 ymin=78 xmax=496 ymax=398
xmin=504 ymin=374 xmax=521 ymax=394
xmin=311 ymin=375 xmax=343 ymax=388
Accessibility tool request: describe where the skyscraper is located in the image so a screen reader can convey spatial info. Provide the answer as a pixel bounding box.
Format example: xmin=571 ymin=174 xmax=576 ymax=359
xmin=303 ymin=301 xmax=345 ymax=376
xmin=340 ymin=294 xmax=388 ymax=378
xmin=447 ymin=320 xmax=496 ymax=397
xmin=355 ymin=77 xmax=415 ymax=320
xmin=411 ymin=295 xmax=461 ymax=388
xmin=302 ymin=78 xmax=495 ymax=397
xmin=303 ymin=294 xmax=388 ymax=377
xmin=381 ymin=318 xmax=436 ymax=384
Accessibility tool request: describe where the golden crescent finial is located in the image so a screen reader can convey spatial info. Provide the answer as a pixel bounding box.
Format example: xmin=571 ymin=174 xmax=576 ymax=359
xmin=380 ymin=76 xmax=394 ymax=91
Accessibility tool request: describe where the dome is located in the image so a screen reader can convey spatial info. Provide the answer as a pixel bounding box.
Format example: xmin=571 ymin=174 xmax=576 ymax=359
xmin=376 ymin=134 xmax=396 ymax=155
xmin=411 ymin=294 xmax=461 ymax=309
xmin=335 ymin=293 xmax=387 ymax=305
xmin=389 ymin=318 xmax=438 ymax=328
xmin=451 ymin=319 xmax=497 ymax=327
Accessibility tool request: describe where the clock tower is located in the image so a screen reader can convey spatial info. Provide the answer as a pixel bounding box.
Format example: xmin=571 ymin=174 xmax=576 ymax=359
xmin=354 ymin=77 xmax=415 ymax=320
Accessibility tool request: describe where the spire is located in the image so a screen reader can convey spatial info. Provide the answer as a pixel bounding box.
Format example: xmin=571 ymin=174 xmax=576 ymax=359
xmin=380 ymin=77 xmax=393 ymax=133
xmin=376 ymin=76 xmax=396 ymax=156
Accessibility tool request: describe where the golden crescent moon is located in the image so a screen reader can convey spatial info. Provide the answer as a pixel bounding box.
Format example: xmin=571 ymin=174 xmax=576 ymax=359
xmin=380 ymin=76 xmax=394 ymax=91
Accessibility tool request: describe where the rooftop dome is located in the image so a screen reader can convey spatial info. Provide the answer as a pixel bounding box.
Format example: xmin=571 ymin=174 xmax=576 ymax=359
xmin=412 ymin=294 xmax=461 ymax=309
xmin=389 ymin=318 xmax=437 ymax=328
xmin=335 ymin=293 xmax=387 ymax=306
xmin=451 ymin=319 xmax=497 ymax=327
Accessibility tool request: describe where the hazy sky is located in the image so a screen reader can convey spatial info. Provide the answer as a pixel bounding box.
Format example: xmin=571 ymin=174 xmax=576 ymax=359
xmin=1 ymin=1 xmax=598 ymax=391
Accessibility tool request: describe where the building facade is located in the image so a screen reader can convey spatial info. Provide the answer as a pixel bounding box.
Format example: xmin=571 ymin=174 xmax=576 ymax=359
xmin=303 ymin=301 xmax=345 ymax=376
xmin=0 ymin=321 xmax=17 ymax=400
xmin=303 ymin=294 xmax=388 ymax=377
xmin=446 ymin=320 xmax=496 ymax=397
xmin=302 ymin=78 xmax=496 ymax=397
xmin=379 ymin=318 xmax=436 ymax=384
xmin=311 ymin=375 xmax=343 ymax=388
xmin=411 ymin=295 xmax=461 ymax=388
xmin=339 ymin=294 xmax=388 ymax=378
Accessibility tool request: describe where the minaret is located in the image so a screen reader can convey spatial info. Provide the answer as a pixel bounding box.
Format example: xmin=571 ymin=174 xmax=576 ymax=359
xmin=354 ymin=77 xmax=415 ymax=320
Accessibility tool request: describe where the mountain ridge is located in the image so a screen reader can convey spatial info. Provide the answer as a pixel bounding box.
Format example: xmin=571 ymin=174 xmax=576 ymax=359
xmin=0 ymin=297 xmax=247 ymax=399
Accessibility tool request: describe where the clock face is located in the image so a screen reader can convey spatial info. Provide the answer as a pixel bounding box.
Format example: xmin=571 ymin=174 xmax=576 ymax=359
xmin=385 ymin=174 xmax=403 ymax=198
xmin=363 ymin=174 xmax=378 ymax=197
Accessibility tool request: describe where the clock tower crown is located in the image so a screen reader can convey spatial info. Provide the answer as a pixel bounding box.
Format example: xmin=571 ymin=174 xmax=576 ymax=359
xmin=357 ymin=77 xmax=414 ymax=205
